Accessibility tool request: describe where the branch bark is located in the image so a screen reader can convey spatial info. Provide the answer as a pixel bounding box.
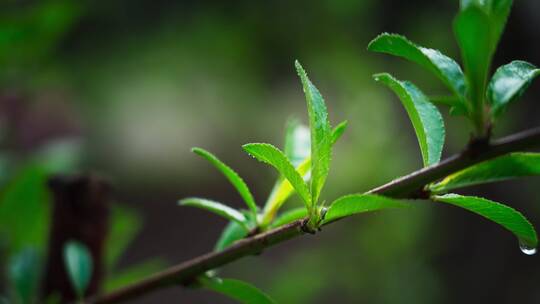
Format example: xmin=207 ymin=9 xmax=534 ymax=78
xmin=88 ymin=126 xmax=540 ymax=304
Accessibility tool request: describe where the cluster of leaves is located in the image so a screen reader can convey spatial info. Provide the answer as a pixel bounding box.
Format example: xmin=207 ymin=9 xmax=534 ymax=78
xmin=179 ymin=61 xmax=408 ymax=302
xmin=369 ymin=0 xmax=539 ymax=137
xmin=368 ymin=0 xmax=539 ymax=253
xmin=179 ymin=0 xmax=540 ymax=302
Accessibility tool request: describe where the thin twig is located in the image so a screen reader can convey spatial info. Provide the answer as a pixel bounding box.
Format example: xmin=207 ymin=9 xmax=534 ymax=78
xmin=88 ymin=126 xmax=540 ymax=304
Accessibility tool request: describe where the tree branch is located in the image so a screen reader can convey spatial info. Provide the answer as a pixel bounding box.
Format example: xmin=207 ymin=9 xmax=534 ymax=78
xmin=88 ymin=126 xmax=540 ymax=304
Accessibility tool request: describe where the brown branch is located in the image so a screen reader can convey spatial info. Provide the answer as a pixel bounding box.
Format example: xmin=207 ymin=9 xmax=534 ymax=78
xmin=369 ymin=126 xmax=540 ymax=197
xmin=88 ymin=126 xmax=540 ymax=304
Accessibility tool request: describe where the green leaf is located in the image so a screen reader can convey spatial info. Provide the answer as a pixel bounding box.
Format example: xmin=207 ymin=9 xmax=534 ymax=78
xmin=374 ymin=73 xmax=445 ymax=166
xmin=460 ymin=0 xmax=513 ymax=46
xmin=322 ymin=194 xmax=408 ymax=225
xmin=192 ymin=148 xmax=258 ymax=215
xmin=488 ymin=61 xmax=540 ymax=118
xmin=429 ymin=95 xmax=468 ymax=116
xmin=489 ymin=0 xmax=513 ymax=42
xmin=454 ymin=4 xmax=493 ymax=121
xmin=261 ymin=121 xmax=348 ymax=226
xmin=200 ymin=277 xmax=276 ymax=304
xmin=243 ymin=143 xmax=311 ymax=206
xmin=430 ymin=153 xmax=540 ymax=193
xmin=179 ymin=198 xmax=248 ymax=229
xmin=269 ymin=208 xmax=308 ymax=229
xmin=8 ymin=248 xmax=40 ymax=304
xmin=283 ymin=119 xmax=311 ymax=167
xmin=454 ymin=0 xmax=512 ymax=125
xmin=64 ymin=241 xmax=93 ymax=298
xmin=295 ymin=60 xmax=333 ymax=204
xmin=104 ymin=259 xmax=166 ymax=292
xmin=433 ymin=193 xmax=537 ymax=249
xmin=261 ymin=158 xmax=311 ymax=227
xmin=331 ymin=120 xmax=348 ymax=145
xmin=214 ymin=221 xmax=249 ymax=252
xmin=260 ymin=120 xmax=311 ymax=227
xmin=429 ymin=95 xmax=461 ymax=107
xmin=368 ymin=33 xmax=467 ymax=101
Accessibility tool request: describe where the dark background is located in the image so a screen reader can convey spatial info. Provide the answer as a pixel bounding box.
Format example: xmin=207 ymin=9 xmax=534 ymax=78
xmin=1 ymin=0 xmax=539 ymax=303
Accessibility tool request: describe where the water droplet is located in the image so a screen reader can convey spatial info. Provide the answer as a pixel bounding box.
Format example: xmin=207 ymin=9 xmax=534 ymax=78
xmin=519 ymin=240 xmax=537 ymax=255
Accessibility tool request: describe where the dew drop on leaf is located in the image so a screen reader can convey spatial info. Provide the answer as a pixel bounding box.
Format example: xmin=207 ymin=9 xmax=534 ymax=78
xmin=519 ymin=239 xmax=537 ymax=256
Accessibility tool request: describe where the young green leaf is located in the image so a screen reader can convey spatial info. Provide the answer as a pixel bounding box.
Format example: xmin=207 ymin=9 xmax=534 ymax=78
xmin=64 ymin=241 xmax=93 ymax=298
xmin=179 ymin=198 xmax=248 ymax=229
xmin=331 ymin=120 xmax=348 ymax=144
xmin=243 ymin=143 xmax=311 ymax=206
xmin=261 ymin=158 xmax=311 ymax=227
xmin=488 ymin=61 xmax=540 ymax=118
xmin=430 ymin=153 xmax=540 ymax=193
xmin=454 ymin=4 xmax=493 ymax=128
xmin=295 ymin=60 xmax=333 ymax=204
xmin=454 ymin=0 xmax=513 ymax=130
xmin=260 ymin=122 xmax=348 ymax=226
xmin=283 ymin=119 xmax=311 ymax=167
xmin=269 ymin=207 xmax=308 ymax=229
xmin=429 ymin=95 xmax=468 ymax=116
xmin=429 ymin=95 xmax=461 ymax=107
xmin=374 ymin=73 xmax=445 ymax=166
xmin=214 ymin=221 xmax=249 ymax=252
xmin=192 ymin=148 xmax=258 ymax=215
xmin=261 ymin=120 xmax=310 ymax=226
xmin=200 ymin=277 xmax=276 ymax=304
xmin=459 ymin=0 xmax=513 ymax=46
xmin=322 ymin=194 xmax=408 ymax=225
xmin=433 ymin=194 xmax=537 ymax=250
xmin=368 ymin=33 xmax=467 ymax=101
xmin=490 ymin=0 xmax=513 ymax=42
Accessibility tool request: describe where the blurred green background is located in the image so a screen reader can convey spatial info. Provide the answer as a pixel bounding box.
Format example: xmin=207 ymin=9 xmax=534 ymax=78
xmin=1 ymin=0 xmax=540 ymax=303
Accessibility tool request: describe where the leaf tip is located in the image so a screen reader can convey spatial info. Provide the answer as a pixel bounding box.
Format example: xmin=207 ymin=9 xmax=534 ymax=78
xmin=294 ymin=59 xmax=302 ymax=70
xmin=372 ymin=72 xmax=391 ymax=82
xmin=294 ymin=60 xmax=307 ymax=80
xmin=178 ymin=198 xmax=200 ymax=207
xmin=241 ymin=143 xmax=253 ymax=151
xmin=336 ymin=120 xmax=348 ymax=130
xmin=367 ymin=32 xmax=405 ymax=51
xmin=367 ymin=32 xmax=389 ymax=50
xmin=241 ymin=143 xmax=262 ymax=159
xmin=191 ymin=147 xmax=203 ymax=155
xmin=331 ymin=120 xmax=349 ymax=144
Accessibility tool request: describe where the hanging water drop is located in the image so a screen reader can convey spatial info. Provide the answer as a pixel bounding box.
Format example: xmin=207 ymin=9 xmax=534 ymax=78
xmin=519 ymin=239 xmax=537 ymax=256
